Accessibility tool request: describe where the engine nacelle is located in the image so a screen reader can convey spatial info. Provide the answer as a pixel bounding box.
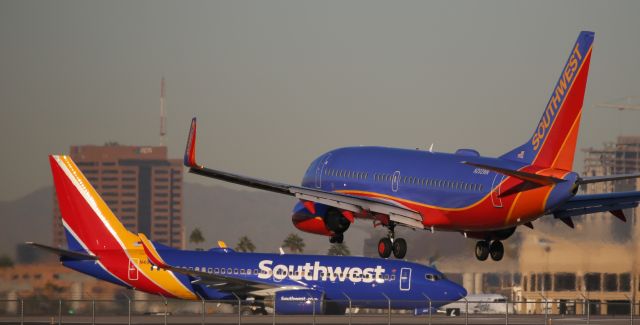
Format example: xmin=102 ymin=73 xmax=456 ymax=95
xmin=275 ymin=289 xmax=324 ymax=315
xmin=291 ymin=201 xmax=351 ymax=236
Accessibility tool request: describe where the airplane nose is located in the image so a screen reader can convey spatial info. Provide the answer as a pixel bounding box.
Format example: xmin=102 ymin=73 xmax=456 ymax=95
xmin=446 ymin=280 xmax=467 ymax=300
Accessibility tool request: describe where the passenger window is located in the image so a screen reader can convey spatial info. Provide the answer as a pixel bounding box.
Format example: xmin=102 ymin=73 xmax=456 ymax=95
xmin=221 ymin=269 xmax=226 ymax=274
xmin=214 ymin=268 xmax=219 ymax=274
xmin=240 ymin=269 xmax=246 ymax=275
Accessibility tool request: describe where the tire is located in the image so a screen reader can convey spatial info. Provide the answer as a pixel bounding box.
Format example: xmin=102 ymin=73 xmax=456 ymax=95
xmin=378 ymin=238 xmax=392 ymax=258
xmin=489 ymin=240 xmax=504 ymax=261
xmin=335 ymin=233 xmax=344 ymax=244
xmin=392 ymin=238 xmax=407 ymax=259
xmin=475 ymin=241 xmax=489 ymax=261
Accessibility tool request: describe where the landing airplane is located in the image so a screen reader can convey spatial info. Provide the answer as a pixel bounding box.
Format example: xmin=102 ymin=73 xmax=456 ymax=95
xmin=29 ymin=155 xmax=466 ymax=314
xmin=184 ymin=31 xmax=640 ymax=261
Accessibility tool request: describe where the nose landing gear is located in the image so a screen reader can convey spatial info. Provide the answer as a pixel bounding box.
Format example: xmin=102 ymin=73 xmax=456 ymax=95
xmin=377 ymin=223 xmax=407 ymax=259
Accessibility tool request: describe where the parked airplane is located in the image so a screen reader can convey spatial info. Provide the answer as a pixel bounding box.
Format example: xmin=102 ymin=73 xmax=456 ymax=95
xmin=184 ymin=31 xmax=640 ymax=261
xmin=29 ymin=155 xmax=466 ymax=314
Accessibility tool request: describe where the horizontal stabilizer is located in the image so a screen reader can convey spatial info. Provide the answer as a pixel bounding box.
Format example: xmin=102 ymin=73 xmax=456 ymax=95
xmin=26 ymin=242 xmax=98 ymax=261
xmin=552 ymin=191 xmax=640 ymax=219
xmin=463 ymin=161 xmax=565 ymax=185
xmin=577 ymin=173 xmax=640 ymax=185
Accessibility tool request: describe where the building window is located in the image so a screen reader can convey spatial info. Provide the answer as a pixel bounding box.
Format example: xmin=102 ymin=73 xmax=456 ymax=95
xmin=620 ymin=273 xmax=631 ymax=291
xmin=155 ymin=178 xmax=168 ymax=182
xmin=155 ymin=170 xmax=169 ymax=174
xmin=102 ymin=177 xmax=117 ymax=181
xmin=123 ymin=177 xmax=136 ymax=181
xmin=102 ymin=170 xmax=118 ymax=174
xmin=530 ymin=274 xmax=536 ymax=291
xmin=585 ymin=273 xmax=601 ymax=291
xmin=154 ymin=193 xmax=168 ymax=197
xmin=102 ymin=162 xmax=116 ymax=166
xmin=123 ymin=170 xmax=136 ymax=174
xmin=122 ymin=185 xmax=136 ymax=189
xmin=604 ymin=273 xmax=618 ymax=292
xmin=554 ymin=273 xmax=576 ymax=291
xmin=76 ymin=162 xmax=96 ymax=166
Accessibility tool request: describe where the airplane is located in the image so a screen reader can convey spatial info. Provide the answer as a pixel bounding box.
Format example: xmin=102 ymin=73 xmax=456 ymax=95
xmin=28 ymin=155 xmax=467 ymax=315
xmin=183 ymin=31 xmax=640 ymax=261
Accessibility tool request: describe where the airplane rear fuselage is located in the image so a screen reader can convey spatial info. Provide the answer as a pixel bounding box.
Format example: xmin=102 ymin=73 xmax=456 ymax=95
xmin=300 ymin=146 xmax=578 ymax=232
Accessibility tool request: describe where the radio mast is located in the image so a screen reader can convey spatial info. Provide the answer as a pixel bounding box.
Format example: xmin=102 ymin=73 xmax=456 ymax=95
xmin=160 ymin=77 xmax=167 ymax=146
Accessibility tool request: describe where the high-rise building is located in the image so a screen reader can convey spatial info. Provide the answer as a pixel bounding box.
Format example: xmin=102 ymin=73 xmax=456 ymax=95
xmin=582 ymin=136 xmax=640 ymax=241
xmin=52 ymin=144 xmax=184 ymax=249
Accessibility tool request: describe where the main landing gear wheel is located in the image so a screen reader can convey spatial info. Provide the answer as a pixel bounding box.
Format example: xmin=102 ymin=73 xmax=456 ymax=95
xmin=329 ymin=233 xmax=344 ymax=244
xmin=475 ymin=241 xmax=489 ymax=261
xmin=378 ymin=238 xmax=392 ymax=258
xmin=392 ymin=238 xmax=407 ymax=259
xmin=489 ymin=240 xmax=504 ymax=261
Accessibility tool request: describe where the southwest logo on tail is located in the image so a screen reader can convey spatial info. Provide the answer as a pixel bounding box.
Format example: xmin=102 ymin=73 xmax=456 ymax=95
xmin=30 ymin=155 xmax=465 ymax=314
xmin=182 ymin=31 xmax=640 ymax=261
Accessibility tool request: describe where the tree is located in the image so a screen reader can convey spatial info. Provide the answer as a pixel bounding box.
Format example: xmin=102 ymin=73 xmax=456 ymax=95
xmin=189 ymin=228 xmax=205 ymax=250
xmin=282 ymin=233 xmax=305 ymax=253
xmin=0 ymin=255 xmax=13 ymax=268
xmin=235 ymin=236 xmax=256 ymax=253
xmin=327 ymin=243 xmax=351 ymax=256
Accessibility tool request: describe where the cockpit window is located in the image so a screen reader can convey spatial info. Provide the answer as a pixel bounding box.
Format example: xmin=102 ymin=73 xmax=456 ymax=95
xmin=425 ymin=273 xmax=444 ymax=281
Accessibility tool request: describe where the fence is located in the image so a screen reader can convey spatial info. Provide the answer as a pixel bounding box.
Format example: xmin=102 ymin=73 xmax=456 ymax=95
xmin=0 ymin=297 xmax=638 ymax=324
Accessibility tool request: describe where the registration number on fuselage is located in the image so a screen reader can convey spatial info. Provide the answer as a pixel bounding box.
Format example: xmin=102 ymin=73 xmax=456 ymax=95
xmin=473 ymin=168 xmax=490 ymax=175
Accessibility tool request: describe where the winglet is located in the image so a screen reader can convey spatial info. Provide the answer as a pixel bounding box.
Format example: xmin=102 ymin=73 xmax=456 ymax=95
xmin=139 ymin=233 xmax=169 ymax=268
xmin=217 ymin=240 xmax=227 ymax=249
xmin=184 ymin=117 xmax=200 ymax=168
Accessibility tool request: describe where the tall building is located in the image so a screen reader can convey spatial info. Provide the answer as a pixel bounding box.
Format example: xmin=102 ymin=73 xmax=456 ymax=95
xmin=52 ymin=144 xmax=184 ymax=249
xmin=582 ymin=136 xmax=640 ymax=241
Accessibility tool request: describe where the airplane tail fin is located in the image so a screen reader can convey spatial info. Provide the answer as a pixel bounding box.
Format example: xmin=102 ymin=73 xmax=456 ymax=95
xmin=50 ymin=155 xmax=138 ymax=253
xmin=500 ymin=31 xmax=594 ymax=171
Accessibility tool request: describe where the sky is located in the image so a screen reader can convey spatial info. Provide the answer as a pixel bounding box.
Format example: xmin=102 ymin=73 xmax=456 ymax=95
xmin=1 ymin=0 xmax=640 ymax=201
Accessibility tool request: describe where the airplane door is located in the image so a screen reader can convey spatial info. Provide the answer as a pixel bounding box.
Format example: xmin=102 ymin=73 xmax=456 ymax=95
xmin=392 ymin=171 xmax=401 ymax=192
xmin=128 ymin=258 xmax=139 ymax=281
xmin=399 ymin=268 xmax=411 ymax=291
xmin=491 ymin=174 xmax=505 ymax=208
xmin=315 ymin=154 xmax=331 ymax=188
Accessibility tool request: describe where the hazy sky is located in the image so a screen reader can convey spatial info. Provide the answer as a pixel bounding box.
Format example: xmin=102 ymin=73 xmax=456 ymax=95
xmin=2 ymin=0 xmax=640 ymax=201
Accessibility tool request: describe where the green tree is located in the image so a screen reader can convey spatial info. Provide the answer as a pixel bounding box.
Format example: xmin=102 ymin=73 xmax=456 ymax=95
xmin=189 ymin=228 xmax=205 ymax=250
xmin=235 ymin=236 xmax=256 ymax=252
xmin=0 ymin=255 xmax=13 ymax=268
xmin=327 ymin=243 xmax=351 ymax=256
xmin=282 ymin=233 xmax=305 ymax=253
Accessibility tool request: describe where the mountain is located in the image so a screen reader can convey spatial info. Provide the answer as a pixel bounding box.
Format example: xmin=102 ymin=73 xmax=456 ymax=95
xmin=0 ymin=183 xmax=372 ymax=258
xmin=0 ymin=186 xmax=53 ymax=258
xmin=182 ymin=183 xmax=372 ymax=255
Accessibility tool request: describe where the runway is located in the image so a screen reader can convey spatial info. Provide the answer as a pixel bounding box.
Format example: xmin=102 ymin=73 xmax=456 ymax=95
xmin=0 ymin=314 xmax=637 ymax=325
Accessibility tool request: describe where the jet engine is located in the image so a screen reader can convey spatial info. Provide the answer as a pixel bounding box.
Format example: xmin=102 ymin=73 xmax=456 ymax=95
xmin=275 ymin=290 xmax=324 ymax=315
xmin=291 ymin=201 xmax=351 ymax=237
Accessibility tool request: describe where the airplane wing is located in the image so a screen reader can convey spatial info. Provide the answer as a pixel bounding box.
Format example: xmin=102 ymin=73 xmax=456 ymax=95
xmin=138 ymin=234 xmax=308 ymax=297
xmin=550 ymin=191 xmax=640 ymax=227
xmin=184 ymin=118 xmax=424 ymax=230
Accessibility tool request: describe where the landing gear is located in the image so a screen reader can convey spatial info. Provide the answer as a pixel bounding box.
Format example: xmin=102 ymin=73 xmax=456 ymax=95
xmin=329 ymin=233 xmax=344 ymax=244
xmin=475 ymin=241 xmax=489 ymax=261
xmin=392 ymin=238 xmax=407 ymax=259
xmin=377 ymin=223 xmax=407 ymax=259
xmin=378 ymin=238 xmax=392 ymax=258
xmin=475 ymin=240 xmax=504 ymax=261
xmin=489 ymin=240 xmax=504 ymax=261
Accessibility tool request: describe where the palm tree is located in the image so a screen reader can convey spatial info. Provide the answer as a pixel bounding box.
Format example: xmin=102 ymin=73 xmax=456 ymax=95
xmin=327 ymin=243 xmax=351 ymax=256
xmin=189 ymin=228 xmax=205 ymax=250
xmin=282 ymin=233 xmax=305 ymax=253
xmin=235 ymin=236 xmax=256 ymax=252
